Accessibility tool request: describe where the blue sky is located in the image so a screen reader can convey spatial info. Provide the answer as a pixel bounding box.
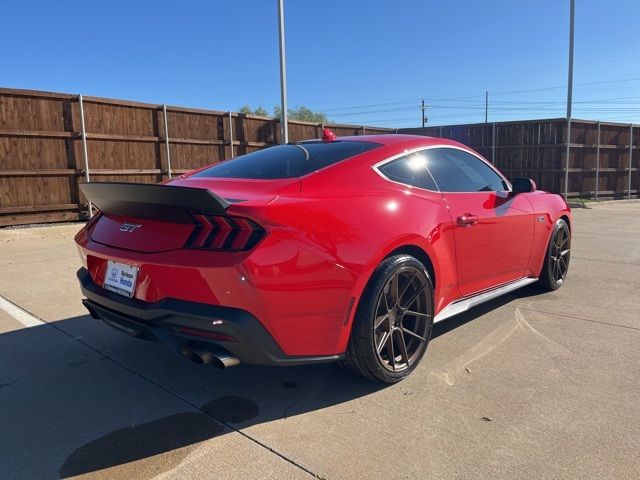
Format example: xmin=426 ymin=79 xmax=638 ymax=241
xmin=2 ymin=0 xmax=640 ymax=127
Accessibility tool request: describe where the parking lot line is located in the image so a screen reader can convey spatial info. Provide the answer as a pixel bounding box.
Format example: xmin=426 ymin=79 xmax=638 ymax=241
xmin=0 ymin=294 xmax=46 ymax=328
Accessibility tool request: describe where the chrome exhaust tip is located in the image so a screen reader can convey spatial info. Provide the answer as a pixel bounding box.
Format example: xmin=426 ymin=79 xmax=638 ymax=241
xmin=182 ymin=347 xmax=240 ymax=368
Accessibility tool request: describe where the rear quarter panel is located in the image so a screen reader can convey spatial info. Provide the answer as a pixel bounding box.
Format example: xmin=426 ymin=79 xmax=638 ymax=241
xmin=230 ymin=148 xmax=459 ymax=353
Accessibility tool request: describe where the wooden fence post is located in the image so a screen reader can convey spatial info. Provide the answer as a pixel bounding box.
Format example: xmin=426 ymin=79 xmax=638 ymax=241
xmin=595 ymin=121 xmax=600 ymax=200
xmin=629 ymin=124 xmax=634 ymax=199
xmin=519 ymin=124 xmax=525 ymax=174
xmin=491 ymin=123 xmax=496 ymax=164
xmin=537 ymin=123 xmax=541 ymax=185
xmin=564 ymin=118 xmax=571 ymax=199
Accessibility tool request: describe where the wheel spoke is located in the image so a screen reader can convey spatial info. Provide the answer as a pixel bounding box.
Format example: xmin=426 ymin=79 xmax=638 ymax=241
xmin=560 ymin=248 xmax=570 ymax=257
xmin=386 ymin=333 xmax=396 ymax=371
xmin=376 ymin=331 xmax=390 ymax=354
xmin=374 ymin=314 xmax=389 ymax=330
xmin=382 ymin=285 xmax=390 ymax=312
xmin=390 ymin=273 xmax=399 ymax=307
xmin=397 ymin=271 xmax=417 ymax=305
xmin=401 ymin=327 xmax=426 ymax=342
xmin=400 ymin=283 xmax=426 ymax=309
xmin=396 ymin=330 xmax=410 ymax=366
xmin=559 ymin=257 xmax=568 ymax=276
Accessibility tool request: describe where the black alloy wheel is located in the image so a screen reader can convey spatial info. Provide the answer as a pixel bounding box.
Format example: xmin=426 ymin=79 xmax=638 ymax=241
xmin=373 ymin=266 xmax=431 ymax=372
xmin=539 ymin=218 xmax=571 ymax=290
xmin=343 ymin=255 xmax=434 ymax=383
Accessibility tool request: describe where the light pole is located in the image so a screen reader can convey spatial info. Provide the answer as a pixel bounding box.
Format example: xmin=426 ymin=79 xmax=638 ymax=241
xmin=564 ymin=0 xmax=575 ymax=199
xmin=277 ymin=0 xmax=288 ymax=144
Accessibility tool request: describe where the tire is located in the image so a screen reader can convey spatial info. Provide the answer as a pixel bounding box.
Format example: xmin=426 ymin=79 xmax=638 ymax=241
xmin=343 ymin=255 xmax=434 ymax=383
xmin=538 ymin=218 xmax=571 ymax=291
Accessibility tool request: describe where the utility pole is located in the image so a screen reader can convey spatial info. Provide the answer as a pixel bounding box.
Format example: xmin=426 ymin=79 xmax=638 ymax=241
xmin=277 ymin=0 xmax=288 ymax=144
xmin=566 ymin=0 xmax=575 ymax=120
xmin=564 ymin=0 xmax=575 ymax=198
xmin=485 ymin=91 xmax=488 ymax=123
xmin=420 ymin=99 xmax=427 ymax=128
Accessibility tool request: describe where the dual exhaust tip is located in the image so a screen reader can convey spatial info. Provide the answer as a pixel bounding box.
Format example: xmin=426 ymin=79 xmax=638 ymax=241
xmin=182 ymin=347 xmax=240 ymax=369
xmin=83 ymin=299 xmax=240 ymax=369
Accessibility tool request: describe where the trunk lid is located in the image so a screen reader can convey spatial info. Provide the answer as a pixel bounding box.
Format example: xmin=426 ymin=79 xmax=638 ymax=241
xmin=81 ymin=178 xmax=299 ymax=253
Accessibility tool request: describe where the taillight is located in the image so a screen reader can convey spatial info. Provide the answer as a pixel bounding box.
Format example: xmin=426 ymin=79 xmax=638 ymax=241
xmin=185 ymin=214 xmax=265 ymax=251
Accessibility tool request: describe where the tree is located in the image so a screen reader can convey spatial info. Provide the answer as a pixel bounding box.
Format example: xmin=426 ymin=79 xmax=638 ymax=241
xmin=274 ymin=105 xmax=328 ymax=123
xmin=238 ymin=105 xmax=270 ymax=117
xmin=253 ymin=105 xmax=269 ymax=116
xmin=238 ymin=105 xmax=329 ymax=123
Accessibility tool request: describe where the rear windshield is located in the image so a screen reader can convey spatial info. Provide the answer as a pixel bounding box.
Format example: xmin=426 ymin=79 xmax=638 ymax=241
xmin=192 ymin=140 xmax=381 ymax=179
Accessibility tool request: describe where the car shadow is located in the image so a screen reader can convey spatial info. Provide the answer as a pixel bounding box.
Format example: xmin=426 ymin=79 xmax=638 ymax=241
xmin=1 ymin=285 xmax=547 ymax=479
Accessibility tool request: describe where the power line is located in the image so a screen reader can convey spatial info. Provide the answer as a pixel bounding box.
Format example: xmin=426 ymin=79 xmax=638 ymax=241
xmin=312 ymin=76 xmax=640 ymax=117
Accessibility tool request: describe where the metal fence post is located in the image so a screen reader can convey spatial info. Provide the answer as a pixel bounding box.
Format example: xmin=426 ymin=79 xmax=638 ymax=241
xmin=78 ymin=94 xmax=93 ymax=217
xmin=595 ymin=121 xmax=600 ymax=200
xmin=162 ymin=104 xmax=172 ymax=179
xmin=629 ymin=123 xmax=634 ymax=199
xmin=228 ymin=111 xmax=235 ymax=158
xmin=564 ymin=118 xmax=571 ymax=199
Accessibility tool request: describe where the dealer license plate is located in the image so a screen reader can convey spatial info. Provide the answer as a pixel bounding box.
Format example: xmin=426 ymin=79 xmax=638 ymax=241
xmin=103 ymin=260 xmax=139 ymax=298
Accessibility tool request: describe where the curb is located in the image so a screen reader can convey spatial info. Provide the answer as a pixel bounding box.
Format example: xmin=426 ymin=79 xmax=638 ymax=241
xmin=568 ymin=198 xmax=639 ymax=209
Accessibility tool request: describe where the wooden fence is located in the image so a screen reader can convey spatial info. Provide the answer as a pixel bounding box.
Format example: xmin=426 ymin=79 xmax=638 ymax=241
xmin=1 ymin=87 xmax=638 ymax=226
xmin=0 ymin=88 xmax=391 ymax=226
xmin=400 ymin=118 xmax=639 ymax=200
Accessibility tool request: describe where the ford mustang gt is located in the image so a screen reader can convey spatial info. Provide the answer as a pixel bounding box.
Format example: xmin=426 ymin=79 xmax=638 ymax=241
xmin=76 ymin=131 xmax=571 ymax=383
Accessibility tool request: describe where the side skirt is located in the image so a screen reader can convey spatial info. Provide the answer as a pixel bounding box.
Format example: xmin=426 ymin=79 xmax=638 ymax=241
xmin=434 ymin=277 xmax=538 ymax=323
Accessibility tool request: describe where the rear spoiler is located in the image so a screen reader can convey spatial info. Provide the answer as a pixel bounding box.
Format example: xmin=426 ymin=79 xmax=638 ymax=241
xmin=80 ymin=182 xmax=229 ymax=223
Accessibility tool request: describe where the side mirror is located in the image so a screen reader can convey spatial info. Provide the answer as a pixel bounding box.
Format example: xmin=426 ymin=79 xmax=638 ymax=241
xmin=511 ymin=177 xmax=537 ymax=194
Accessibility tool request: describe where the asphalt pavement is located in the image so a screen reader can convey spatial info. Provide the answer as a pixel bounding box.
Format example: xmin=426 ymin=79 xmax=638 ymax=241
xmin=0 ymin=201 xmax=638 ymax=479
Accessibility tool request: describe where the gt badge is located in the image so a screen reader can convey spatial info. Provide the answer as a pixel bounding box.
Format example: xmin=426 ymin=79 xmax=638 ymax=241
xmin=120 ymin=223 xmax=142 ymax=232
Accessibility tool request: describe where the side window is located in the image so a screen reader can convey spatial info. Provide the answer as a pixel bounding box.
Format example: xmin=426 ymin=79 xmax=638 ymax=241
xmin=426 ymin=148 xmax=507 ymax=192
xmin=378 ymin=152 xmax=438 ymax=191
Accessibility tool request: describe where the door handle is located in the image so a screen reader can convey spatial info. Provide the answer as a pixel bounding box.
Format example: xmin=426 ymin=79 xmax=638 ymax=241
xmin=457 ymin=213 xmax=479 ymax=227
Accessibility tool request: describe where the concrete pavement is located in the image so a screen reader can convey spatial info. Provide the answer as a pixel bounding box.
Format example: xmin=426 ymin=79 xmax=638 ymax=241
xmin=0 ymin=202 xmax=638 ymax=479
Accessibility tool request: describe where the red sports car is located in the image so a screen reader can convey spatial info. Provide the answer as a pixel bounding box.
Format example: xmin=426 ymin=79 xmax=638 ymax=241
xmin=76 ymin=132 xmax=571 ymax=383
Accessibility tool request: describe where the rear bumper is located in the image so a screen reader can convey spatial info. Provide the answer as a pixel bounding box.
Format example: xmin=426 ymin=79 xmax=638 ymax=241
xmin=78 ymin=268 xmax=342 ymax=366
